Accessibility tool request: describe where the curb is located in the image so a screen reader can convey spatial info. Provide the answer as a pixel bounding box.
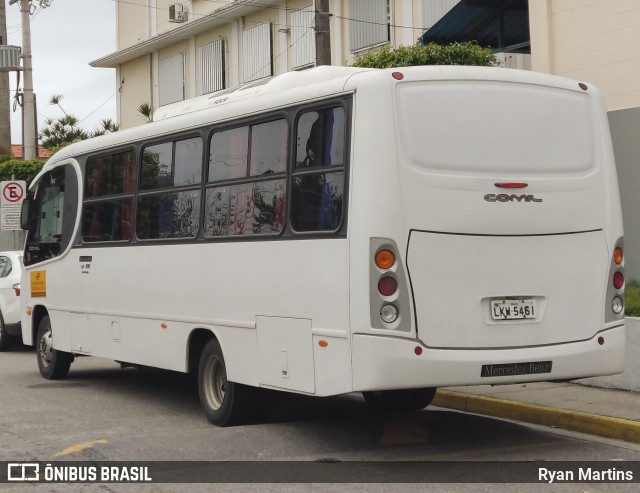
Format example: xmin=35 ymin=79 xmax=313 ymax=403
xmin=432 ymin=390 xmax=640 ymax=443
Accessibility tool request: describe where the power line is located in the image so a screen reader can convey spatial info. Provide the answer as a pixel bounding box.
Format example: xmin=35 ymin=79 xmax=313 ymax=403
xmin=107 ymin=1 xmax=428 ymax=33
xmin=78 ymin=92 xmax=117 ymax=124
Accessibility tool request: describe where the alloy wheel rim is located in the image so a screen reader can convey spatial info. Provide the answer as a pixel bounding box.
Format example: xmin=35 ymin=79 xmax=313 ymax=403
xmin=203 ymin=355 xmax=226 ymax=411
xmin=38 ymin=329 xmax=53 ymax=368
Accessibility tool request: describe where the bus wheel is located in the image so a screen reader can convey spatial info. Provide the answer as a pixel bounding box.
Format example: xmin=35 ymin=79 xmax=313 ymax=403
xmin=36 ymin=316 xmax=73 ymax=380
xmin=198 ymin=339 xmax=252 ymax=426
xmin=363 ymin=388 xmax=437 ymax=413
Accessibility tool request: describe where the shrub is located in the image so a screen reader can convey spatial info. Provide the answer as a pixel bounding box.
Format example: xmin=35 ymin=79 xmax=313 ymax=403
xmin=351 ymin=41 xmax=501 ymax=69
xmin=0 ymin=159 xmax=45 ymax=185
xmin=626 ymin=280 xmax=640 ymax=317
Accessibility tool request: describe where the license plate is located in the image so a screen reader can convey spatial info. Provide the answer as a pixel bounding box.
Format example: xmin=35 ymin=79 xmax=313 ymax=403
xmin=490 ymin=299 xmax=536 ymax=320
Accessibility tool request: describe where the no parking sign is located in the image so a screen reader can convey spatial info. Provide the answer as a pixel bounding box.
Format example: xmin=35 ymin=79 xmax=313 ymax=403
xmin=1 ymin=181 xmax=27 ymax=230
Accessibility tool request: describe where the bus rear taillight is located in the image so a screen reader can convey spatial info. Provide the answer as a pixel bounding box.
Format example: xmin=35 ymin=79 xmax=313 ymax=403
xmin=378 ymin=277 xmax=397 ymax=296
xmin=370 ymin=238 xmax=412 ymax=332
xmin=613 ymin=271 xmax=624 ymax=290
xmin=614 ymin=247 xmax=623 ymax=265
xmin=605 ymin=238 xmax=624 ymax=322
xmin=375 ymin=250 xmax=395 ymax=269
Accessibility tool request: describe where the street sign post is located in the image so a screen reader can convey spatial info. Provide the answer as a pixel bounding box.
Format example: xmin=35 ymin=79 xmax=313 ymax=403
xmin=1 ymin=180 xmax=27 ymax=230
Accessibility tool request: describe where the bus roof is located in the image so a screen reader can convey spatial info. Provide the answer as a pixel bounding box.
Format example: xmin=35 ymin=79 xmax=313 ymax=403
xmin=37 ymin=65 xmax=597 ymax=178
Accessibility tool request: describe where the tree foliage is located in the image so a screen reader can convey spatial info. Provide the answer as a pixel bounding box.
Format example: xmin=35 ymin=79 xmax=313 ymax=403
xmin=0 ymin=159 xmax=45 ymax=184
xmin=351 ymin=42 xmax=500 ymax=68
xmin=138 ymin=102 xmax=153 ymax=123
xmin=39 ymin=94 xmax=119 ymax=149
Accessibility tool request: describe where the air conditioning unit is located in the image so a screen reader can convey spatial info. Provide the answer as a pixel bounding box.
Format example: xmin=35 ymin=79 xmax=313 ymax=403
xmin=169 ymin=4 xmax=187 ymax=23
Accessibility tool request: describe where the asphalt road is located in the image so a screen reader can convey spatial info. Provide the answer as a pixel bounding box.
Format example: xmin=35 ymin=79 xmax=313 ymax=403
xmin=1 ymin=347 xmax=640 ymax=493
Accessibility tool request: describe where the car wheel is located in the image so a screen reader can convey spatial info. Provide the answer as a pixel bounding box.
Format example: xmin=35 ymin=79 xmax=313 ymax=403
xmin=36 ymin=316 xmax=73 ymax=379
xmin=0 ymin=311 xmax=15 ymax=352
xmin=198 ymin=338 xmax=252 ymax=426
xmin=363 ymin=388 xmax=437 ymax=413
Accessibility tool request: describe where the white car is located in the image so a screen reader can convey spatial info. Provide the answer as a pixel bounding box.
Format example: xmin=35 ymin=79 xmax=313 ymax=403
xmin=0 ymin=251 xmax=23 ymax=351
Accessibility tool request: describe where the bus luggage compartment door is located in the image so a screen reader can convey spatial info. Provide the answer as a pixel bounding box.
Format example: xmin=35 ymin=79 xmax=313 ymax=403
xmin=256 ymin=316 xmax=315 ymax=394
xmin=406 ymin=230 xmax=608 ymax=349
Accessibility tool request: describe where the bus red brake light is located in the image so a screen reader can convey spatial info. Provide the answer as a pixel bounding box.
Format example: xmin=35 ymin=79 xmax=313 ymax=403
xmin=614 ymin=247 xmax=623 ymax=265
xmin=613 ymin=271 xmax=624 ymax=289
xmin=378 ymin=277 xmax=397 ymax=297
xmin=495 ymin=183 xmax=528 ymax=189
xmin=375 ymin=250 xmax=395 ymax=269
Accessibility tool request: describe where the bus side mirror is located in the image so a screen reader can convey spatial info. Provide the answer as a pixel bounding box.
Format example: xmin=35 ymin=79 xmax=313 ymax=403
xmin=21 ymin=194 xmax=37 ymax=231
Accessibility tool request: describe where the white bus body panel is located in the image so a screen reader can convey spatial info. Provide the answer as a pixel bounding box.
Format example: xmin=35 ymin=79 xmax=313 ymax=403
xmin=352 ymin=326 xmax=625 ymax=391
xmin=407 ymin=231 xmax=608 ymax=348
xmin=345 ymin=67 xmax=623 ymax=388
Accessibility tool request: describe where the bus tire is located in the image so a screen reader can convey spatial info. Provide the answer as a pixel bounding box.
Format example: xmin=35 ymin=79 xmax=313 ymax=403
xmin=36 ymin=316 xmax=73 ymax=380
xmin=0 ymin=312 xmax=15 ymax=352
xmin=363 ymin=387 xmax=437 ymax=413
xmin=198 ymin=338 xmax=252 ymax=426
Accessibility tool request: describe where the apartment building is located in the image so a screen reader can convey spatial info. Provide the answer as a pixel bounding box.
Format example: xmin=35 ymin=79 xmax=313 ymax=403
xmin=91 ymin=0 xmax=640 ymax=278
xmin=91 ymin=0 xmax=461 ymax=129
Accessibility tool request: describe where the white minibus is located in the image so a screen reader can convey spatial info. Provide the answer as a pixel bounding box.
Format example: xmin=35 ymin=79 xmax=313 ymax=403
xmin=20 ymin=66 xmax=625 ymax=425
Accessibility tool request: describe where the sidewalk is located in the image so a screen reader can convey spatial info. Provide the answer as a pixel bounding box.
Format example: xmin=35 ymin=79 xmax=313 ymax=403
xmin=432 ymin=382 xmax=640 ymax=443
xmin=431 ymin=318 xmax=640 ymax=443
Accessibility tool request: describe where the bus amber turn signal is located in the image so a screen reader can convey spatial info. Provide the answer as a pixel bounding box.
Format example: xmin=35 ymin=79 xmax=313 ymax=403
xmin=614 ymin=247 xmax=623 ymax=265
xmin=375 ymin=250 xmax=395 ymax=269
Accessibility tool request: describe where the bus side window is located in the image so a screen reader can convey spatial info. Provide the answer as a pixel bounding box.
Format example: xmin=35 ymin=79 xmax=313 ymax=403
xmin=291 ymin=107 xmax=345 ymax=232
xmin=83 ymin=151 xmax=137 ymax=243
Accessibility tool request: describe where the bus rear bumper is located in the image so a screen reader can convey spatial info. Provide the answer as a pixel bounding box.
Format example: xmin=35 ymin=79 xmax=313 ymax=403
xmin=351 ymin=325 xmax=625 ymax=392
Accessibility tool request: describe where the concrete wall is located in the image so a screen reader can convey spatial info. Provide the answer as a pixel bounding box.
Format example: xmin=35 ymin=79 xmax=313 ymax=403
xmin=117 ymin=0 xmax=149 ymax=50
xmin=119 ymin=56 xmax=153 ymax=130
xmin=530 ymin=0 xmax=640 ymax=111
xmin=0 ymin=231 xmax=24 ymax=252
xmin=609 ymin=107 xmax=640 ymax=282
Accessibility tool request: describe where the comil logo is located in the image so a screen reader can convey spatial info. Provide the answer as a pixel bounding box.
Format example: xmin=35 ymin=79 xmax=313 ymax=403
xmin=484 ymin=193 xmax=543 ymax=203
xmin=7 ymin=463 xmax=40 ymax=481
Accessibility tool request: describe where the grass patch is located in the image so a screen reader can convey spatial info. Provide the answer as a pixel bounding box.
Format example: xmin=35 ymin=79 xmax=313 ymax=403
xmin=626 ymin=280 xmax=640 ymax=317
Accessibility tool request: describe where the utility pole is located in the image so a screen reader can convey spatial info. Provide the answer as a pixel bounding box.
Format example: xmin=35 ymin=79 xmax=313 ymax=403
xmin=315 ymin=0 xmax=331 ymax=66
xmin=8 ymin=0 xmax=36 ymax=160
xmin=0 ymin=1 xmax=11 ymax=152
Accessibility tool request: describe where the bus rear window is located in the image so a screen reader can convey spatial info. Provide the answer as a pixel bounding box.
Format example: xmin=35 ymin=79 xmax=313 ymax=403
xmin=396 ymin=81 xmax=595 ymax=175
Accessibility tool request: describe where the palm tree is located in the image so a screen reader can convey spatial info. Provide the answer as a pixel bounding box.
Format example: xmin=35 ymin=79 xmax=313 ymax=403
xmin=138 ymin=103 xmax=153 ymax=123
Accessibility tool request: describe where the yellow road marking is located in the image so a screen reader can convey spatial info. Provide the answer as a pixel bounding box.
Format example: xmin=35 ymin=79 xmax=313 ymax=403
xmin=53 ymin=439 xmax=108 ymax=457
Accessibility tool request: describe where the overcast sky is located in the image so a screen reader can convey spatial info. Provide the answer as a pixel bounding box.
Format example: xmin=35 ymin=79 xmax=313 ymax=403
xmin=5 ymin=0 xmax=116 ymax=144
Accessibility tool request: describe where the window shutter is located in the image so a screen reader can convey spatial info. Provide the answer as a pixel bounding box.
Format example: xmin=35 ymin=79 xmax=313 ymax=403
xmin=243 ymin=23 xmax=272 ymax=83
xmin=349 ymin=0 xmax=388 ymax=52
xmin=291 ymin=6 xmax=315 ymax=69
xmin=159 ymin=53 xmax=185 ymax=106
xmin=200 ymin=38 xmax=226 ymax=95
